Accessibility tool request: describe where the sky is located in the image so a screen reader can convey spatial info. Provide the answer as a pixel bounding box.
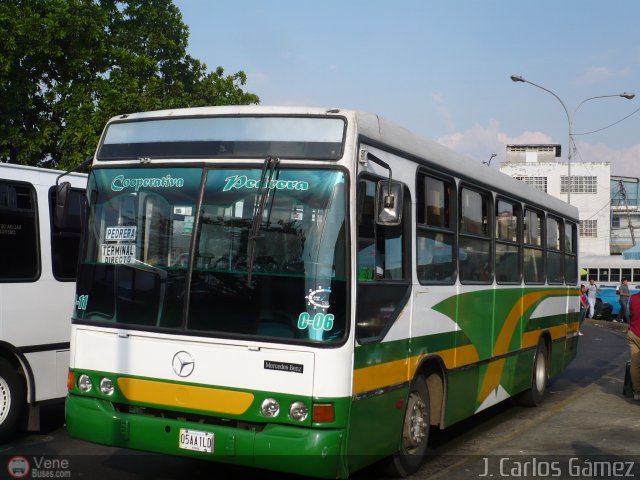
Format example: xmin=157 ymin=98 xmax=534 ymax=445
xmin=173 ymin=0 xmax=640 ymax=177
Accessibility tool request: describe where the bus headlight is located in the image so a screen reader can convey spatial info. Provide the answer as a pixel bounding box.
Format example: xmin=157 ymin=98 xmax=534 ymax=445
xmin=261 ymin=398 xmax=280 ymax=417
xmin=99 ymin=377 xmax=115 ymax=395
xmin=77 ymin=374 xmax=93 ymax=393
xmin=289 ymin=401 xmax=308 ymax=421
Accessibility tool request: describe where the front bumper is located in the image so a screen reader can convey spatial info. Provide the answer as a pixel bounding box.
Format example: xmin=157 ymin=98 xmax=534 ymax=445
xmin=66 ymin=394 xmax=347 ymax=478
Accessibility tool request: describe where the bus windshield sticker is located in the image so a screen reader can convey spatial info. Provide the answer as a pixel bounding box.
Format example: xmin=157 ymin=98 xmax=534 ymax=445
xmin=75 ymin=294 xmax=88 ymax=311
xmin=222 ymin=175 xmax=309 ymax=192
xmin=306 ymin=286 xmax=331 ymax=311
xmin=173 ymin=206 xmax=193 ymax=216
xmin=110 ymin=174 xmax=185 ymax=192
xmin=297 ymin=312 xmax=334 ymax=332
xmin=105 ymin=226 xmax=137 ymax=242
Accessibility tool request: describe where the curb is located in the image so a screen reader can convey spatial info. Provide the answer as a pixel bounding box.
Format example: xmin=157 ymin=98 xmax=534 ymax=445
xmin=585 ymin=318 xmax=629 ymax=332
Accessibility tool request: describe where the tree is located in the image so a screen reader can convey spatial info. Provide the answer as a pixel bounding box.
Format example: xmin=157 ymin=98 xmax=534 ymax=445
xmin=0 ymin=0 xmax=259 ymax=169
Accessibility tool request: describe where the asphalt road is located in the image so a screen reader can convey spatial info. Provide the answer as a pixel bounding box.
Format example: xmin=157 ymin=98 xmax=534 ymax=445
xmin=1 ymin=320 xmax=637 ymax=479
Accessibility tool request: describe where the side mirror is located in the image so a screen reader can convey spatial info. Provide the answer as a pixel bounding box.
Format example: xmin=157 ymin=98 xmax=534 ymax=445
xmin=375 ymin=180 xmax=403 ymax=226
xmin=54 ymin=181 xmax=71 ymax=230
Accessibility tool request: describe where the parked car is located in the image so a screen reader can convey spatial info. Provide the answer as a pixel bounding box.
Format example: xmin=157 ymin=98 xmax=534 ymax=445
xmin=595 ymin=284 xmax=640 ymax=319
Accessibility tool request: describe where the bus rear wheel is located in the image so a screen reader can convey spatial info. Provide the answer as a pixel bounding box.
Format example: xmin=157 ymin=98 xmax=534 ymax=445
xmin=0 ymin=358 xmax=25 ymax=442
xmin=519 ymin=339 xmax=548 ymax=407
xmin=390 ymin=375 xmax=430 ymax=477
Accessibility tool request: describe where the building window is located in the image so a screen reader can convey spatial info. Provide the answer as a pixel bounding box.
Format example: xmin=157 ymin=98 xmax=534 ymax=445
xmin=561 ymin=176 xmax=597 ymax=194
xmin=514 ymin=176 xmax=547 ymax=193
xmin=612 ymin=216 xmax=621 ymax=229
xmin=579 ymin=219 xmax=597 ymax=237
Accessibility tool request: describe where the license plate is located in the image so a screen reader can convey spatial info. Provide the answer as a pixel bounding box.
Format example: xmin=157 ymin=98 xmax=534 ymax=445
xmin=179 ymin=428 xmax=214 ymax=453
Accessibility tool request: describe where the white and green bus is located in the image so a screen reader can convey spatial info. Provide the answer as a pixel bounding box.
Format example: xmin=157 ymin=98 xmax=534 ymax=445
xmin=64 ymin=106 xmax=580 ymax=478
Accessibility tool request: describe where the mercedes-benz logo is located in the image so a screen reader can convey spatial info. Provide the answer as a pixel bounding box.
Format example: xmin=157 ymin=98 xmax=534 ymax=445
xmin=172 ymin=351 xmax=195 ymax=377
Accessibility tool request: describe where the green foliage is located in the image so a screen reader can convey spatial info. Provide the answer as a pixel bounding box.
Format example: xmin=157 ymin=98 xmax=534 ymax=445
xmin=0 ymin=0 xmax=259 ymax=169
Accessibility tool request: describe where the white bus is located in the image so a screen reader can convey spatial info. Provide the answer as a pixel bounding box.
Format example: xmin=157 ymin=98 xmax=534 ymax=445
xmin=580 ymin=254 xmax=640 ymax=284
xmin=0 ymin=163 xmax=86 ymax=440
xmin=64 ymin=107 xmax=579 ymax=478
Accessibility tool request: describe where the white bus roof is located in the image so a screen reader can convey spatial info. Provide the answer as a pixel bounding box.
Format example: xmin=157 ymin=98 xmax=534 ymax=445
xmin=0 ymin=163 xmax=87 ymax=188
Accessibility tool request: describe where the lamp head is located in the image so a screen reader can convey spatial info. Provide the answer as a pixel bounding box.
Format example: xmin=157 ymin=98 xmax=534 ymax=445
xmin=621 ymin=92 xmax=635 ymax=100
xmin=510 ymin=75 xmax=525 ymax=83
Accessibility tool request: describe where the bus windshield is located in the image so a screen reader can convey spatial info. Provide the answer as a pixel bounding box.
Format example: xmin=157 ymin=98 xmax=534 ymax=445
xmin=75 ymin=167 xmax=347 ymax=344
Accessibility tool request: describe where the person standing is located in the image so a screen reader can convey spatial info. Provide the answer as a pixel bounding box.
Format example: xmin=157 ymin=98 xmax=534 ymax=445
xmin=627 ymin=292 xmax=640 ymax=401
xmin=618 ymin=278 xmax=631 ymax=323
xmin=586 ymin=278 xmax=600 ymax=319
xmin=578 ymin=284 xmax=587 ymax=336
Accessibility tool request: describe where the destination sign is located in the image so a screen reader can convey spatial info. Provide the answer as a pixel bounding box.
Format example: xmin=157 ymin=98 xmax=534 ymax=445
xmin=105 ymin=226 xmax=137 ymax=241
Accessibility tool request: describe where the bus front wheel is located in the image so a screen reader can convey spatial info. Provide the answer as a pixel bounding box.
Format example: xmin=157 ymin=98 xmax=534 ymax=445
xmin=0 ymin=358 xmax=25 ymax=442
xmin=390 ymin=375 xmax=430 ymax=477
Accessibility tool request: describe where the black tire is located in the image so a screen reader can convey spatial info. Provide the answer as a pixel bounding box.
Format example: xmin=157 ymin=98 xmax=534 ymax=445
xmin=389 ymin=375 xmax=430 ymax=477
xmin=0 ymin=358 xmax=26 ymax=442
xmin=519 ymin=340 xmax=548 ymax=407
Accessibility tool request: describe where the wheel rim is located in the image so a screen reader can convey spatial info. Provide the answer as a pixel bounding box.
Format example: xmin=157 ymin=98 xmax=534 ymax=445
xmin=534 ymin=349 xmax=547 ymax=392
xmin=0 ymin=376 xmax=11 ymax=424
xmin=403 ymin=392 xmax=427 ymax=451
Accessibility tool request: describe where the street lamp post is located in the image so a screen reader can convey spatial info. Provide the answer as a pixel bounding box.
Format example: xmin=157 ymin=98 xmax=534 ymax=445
xmin=509 ymin=74 xmax=635 ymax=205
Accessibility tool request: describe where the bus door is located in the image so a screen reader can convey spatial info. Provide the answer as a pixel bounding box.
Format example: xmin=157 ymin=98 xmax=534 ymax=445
xmin=348 ymin=176 xmax=412 ymax=470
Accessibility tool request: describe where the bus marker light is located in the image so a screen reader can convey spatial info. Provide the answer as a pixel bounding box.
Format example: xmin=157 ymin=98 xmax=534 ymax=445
xmin=77 ymin=374 xmax=93 ymax=393
xmin=261 ymin=398 xmax=280 ymax=417
xmin=312 ymin=403 xmax=334 ymax=423
xmin=67 ymin=370 xmax=75 ymax=391
xmin=289 ymin=401 xmax=308 ymax=421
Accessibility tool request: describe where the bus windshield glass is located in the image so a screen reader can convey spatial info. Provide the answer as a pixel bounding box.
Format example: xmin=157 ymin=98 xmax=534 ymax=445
xmin=75 ymin=167 xmax=347 ymax=344
xmin=97 ymin=116 xmax=345 ymax=160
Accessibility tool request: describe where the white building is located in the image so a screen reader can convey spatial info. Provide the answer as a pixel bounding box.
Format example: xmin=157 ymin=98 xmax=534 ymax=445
xmin=499 ymin=144 xmax=610 ymax=256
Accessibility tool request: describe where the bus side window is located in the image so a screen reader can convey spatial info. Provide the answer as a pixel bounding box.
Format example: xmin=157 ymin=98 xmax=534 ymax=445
xmin=495 ymin=198 xmax=521 ymax=284
xmin=459 ymin=187 xmax=492 ymax=284
xmin=356 ymin=177 xmax=410 ymax=341
xmin=0 ymin=181 xmax=39 ymax=281
xmin=416 ymin=173 xmax=455 ymax=284
xmin=523 ymin=208 xmax=544 ymax=284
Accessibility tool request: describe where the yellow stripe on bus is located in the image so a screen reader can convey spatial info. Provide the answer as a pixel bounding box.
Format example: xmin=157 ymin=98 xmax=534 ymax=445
xmin=352 ymin=323 xmax=576 ymax=397
xmin=117 ymin=378 xmax=254 ymax=415
xmin=352 ymin=344 xmax=480 ymax=395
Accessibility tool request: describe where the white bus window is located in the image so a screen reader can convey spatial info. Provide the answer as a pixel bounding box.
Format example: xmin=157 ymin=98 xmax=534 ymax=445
xmin=564 ymin=222 xmax=578 ymax=285
xmin=599 ymin=268 xmax=609 ymax=282
xmin=524 ymin=209 xmax=544 ymax=284
xmin=0 ymin=181 xmax=39 ymax=281
xmin=547 ymin=217 xmax=563 ymax=284
xmin=416 ymin=173 xmax=455 ymax=284
xmin=459 ymin=187 xmax=491 ymax=284
xmin=610 ymin=268 xmax=621 ymax=283
xmin=495 ymin=199 xmax=521 ymax=284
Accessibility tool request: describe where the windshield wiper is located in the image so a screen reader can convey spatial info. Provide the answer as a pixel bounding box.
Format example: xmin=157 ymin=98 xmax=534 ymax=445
xmin=247 ymin=155 xmax=280 ymax=285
